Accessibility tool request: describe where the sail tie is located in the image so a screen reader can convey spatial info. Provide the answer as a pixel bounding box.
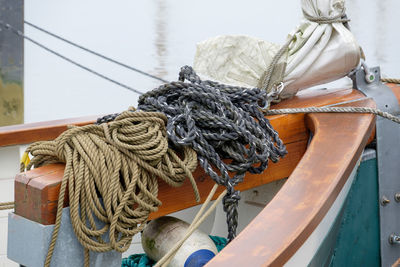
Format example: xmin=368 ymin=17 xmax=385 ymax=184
xmin=259 ymin=10 xmax=350 ymax=99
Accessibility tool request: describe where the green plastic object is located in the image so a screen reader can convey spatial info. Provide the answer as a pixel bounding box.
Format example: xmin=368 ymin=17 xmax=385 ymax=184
xmin=122 ymin=235 xmax=227 ymax=267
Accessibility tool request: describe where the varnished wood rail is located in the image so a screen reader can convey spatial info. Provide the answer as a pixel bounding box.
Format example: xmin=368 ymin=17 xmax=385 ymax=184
xmin=0 ymin=115 xmax=100 ymax=147
xmin=10 ymin=87 xmax=367 ymax=225
xmin=206 ymin=97 xmax=376 ymax=266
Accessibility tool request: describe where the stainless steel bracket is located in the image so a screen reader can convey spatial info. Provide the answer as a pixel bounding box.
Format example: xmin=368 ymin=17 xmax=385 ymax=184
xmin=351 ymin=67 xmax=400 ymax=266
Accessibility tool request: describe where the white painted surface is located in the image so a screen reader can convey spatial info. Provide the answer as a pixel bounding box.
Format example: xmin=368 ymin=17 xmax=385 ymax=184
xmin=0 ymin=146 xmax=20 ymax=267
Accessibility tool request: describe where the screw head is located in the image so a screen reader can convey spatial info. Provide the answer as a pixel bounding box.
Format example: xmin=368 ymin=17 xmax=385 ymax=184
xmin=381 ymin=196 xmax=390 ymax=206
xmin=395 ymin=193 xmax=400 ymax=202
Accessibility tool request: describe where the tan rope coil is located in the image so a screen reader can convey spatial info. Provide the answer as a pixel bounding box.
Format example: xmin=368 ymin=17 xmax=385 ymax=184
xmin=21 ymin=109 xmax=199 ymax=267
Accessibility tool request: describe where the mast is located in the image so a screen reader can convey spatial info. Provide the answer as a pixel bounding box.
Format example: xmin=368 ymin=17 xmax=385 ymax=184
xmin=0 ymin=0 xmax=24 ymax=126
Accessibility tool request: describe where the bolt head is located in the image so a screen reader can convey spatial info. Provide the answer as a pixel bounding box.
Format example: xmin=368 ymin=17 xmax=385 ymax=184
xmin=395 ymin=193 xmax=400 ymax=202
xmin=381 ymin=196 xmax=390 ymax=206
xmin=366 ymin=73 xmax=375 ymax=83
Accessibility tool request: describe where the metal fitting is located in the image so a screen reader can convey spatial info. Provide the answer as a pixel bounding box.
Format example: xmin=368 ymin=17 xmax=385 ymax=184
xmin=389 ymin=234 xmax=400 ymax=245
xmin=380 ymin=196 xmax=390 ymax=206
xmin=365 ymin=73 xmax=375 ymax=83
xmin=395 ymin=193 xmax=400 ymax=202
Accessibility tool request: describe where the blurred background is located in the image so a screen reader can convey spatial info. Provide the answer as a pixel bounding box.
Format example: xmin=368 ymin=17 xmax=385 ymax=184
xmin=17 ymin=0 xmax=400 ymax=123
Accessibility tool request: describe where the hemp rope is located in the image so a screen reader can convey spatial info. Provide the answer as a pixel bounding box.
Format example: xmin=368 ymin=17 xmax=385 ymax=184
xmin=20 ymin=110 xmax=199 ymax=267
xmin=382 ymin=78 xmax=400 ymax=84
xmin=2 ymin=67 xmax=399 ymax=262
xmin=0 ymin=202 xmax=14 ymax=210
xmin=264 ymin=106 xmax=400 ymax=124
xmin=138 ymin=66 xmax=287 ymax=241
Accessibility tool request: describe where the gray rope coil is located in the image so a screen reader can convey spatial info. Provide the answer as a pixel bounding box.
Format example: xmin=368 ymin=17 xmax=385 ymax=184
xmin=137 ymin=66 xmax=287 ymax=241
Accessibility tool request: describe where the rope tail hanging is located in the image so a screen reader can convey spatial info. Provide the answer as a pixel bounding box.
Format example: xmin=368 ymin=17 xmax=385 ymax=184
xmin=17 ymin=65 xmax=287 ymax=267
xmin=138 ymin=66 xmax=287 ymax=241
xmin=21 ymin=110 xmax=199 ymax=267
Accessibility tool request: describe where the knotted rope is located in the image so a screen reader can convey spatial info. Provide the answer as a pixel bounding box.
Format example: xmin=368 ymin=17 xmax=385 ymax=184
xmin=303 ymin=12 xmax=350 ymax=24
xmin=21 ymin=110 xmax=199 ymax=267
xmin=138 ymin=66 xmax=287 ymax=241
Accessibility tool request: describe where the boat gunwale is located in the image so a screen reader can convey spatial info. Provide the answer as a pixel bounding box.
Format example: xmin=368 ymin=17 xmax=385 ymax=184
xmin=3 ymin=84 xmax=400 ymax=266
xmin=206 ymin=96 xmax=377 ymax=266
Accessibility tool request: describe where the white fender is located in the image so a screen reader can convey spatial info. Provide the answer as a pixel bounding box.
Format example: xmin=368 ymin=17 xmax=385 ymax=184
xmin=141 ymin=216 xmax=218 ymax=267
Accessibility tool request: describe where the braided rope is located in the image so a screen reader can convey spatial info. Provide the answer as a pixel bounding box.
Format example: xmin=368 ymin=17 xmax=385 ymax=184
xmin=382 ymin=78 xmax=400 ymax=84
xmin=264 ymin=106 xmax=400 ymax=124
xmin=0 ymin=201 xmax=14 ymax=210
xmin=21 ymin=110 xmax=199 ymax=267
xmin=138 ymin=66 xmax=287 ymax=241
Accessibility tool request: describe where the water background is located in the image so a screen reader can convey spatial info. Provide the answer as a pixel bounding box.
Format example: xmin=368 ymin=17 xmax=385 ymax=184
xmin=24 ymin=0 xmax=400 ymax=123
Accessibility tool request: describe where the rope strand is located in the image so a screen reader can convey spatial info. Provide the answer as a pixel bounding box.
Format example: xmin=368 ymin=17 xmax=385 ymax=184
xmin=21 ymin=110 xmax=199 ymax=267
xmin=139 ymin=66 xmax=287 ymax=241
xmin=264 ymin=106 xmax=400 ymax=124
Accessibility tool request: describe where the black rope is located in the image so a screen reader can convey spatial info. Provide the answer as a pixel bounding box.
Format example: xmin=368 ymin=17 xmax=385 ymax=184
xmin=138 ymin=66 xmax=287 ymax=241
xmin=24 ymin=20 xmax=168 ymax=84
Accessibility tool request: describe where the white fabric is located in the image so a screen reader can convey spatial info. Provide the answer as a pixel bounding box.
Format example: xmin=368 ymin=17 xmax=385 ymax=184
xmin=193 ymin=0 xmax=361 ymax=99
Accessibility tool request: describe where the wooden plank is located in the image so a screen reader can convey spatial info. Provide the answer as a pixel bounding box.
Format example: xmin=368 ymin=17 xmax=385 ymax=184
xmin=0 ymin=115 xmax=100 ymax=147
xmin=206 ymin=98 xmax=376 ymax=266
xmin=13 ymin=87 xmax=367 ymax=225
xmin=14 ymin=139 xmax=306 ymax=225
xmin=14 ymin=164 xmax=68 ymax=225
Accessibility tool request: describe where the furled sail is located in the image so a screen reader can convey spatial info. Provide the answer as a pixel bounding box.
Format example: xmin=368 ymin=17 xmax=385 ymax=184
xmin=193 ymin=0 xmax=361 ymax=100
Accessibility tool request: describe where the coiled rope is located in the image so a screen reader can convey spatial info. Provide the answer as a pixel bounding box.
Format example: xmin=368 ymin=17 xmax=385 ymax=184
xmin=138 ymin=66 xmax=287 ymax=241
xmin=4 ymin=65 xmax=399 ymax=266
xmin=21 ymin=110 xmax=199 ymax=267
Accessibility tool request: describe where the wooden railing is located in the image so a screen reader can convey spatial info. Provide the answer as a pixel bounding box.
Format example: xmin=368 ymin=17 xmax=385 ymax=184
xmin=2 ymin=84 xmax=398 ymax=265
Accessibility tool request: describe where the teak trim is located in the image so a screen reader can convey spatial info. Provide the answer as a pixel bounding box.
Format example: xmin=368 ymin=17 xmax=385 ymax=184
xmin=206 ymin=98 xmax=376 ymax=266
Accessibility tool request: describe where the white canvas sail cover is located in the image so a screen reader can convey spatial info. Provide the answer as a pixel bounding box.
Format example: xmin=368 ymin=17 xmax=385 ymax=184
xmin=193 ymin=0 xmax=361 ymax=100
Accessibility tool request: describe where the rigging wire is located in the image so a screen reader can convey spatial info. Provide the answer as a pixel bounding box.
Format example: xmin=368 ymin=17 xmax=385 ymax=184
xmin=24 ymin=20 xmax=169 ymax=84
xmin=0 ymin=20 xmax=145 ymax=95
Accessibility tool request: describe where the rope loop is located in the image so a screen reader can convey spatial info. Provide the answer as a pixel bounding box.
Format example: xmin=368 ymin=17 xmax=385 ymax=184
xmin=139 ymin=66 xmax=287 ymax=241
xmin=22 ymin=110 xmax=199 ymax=267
